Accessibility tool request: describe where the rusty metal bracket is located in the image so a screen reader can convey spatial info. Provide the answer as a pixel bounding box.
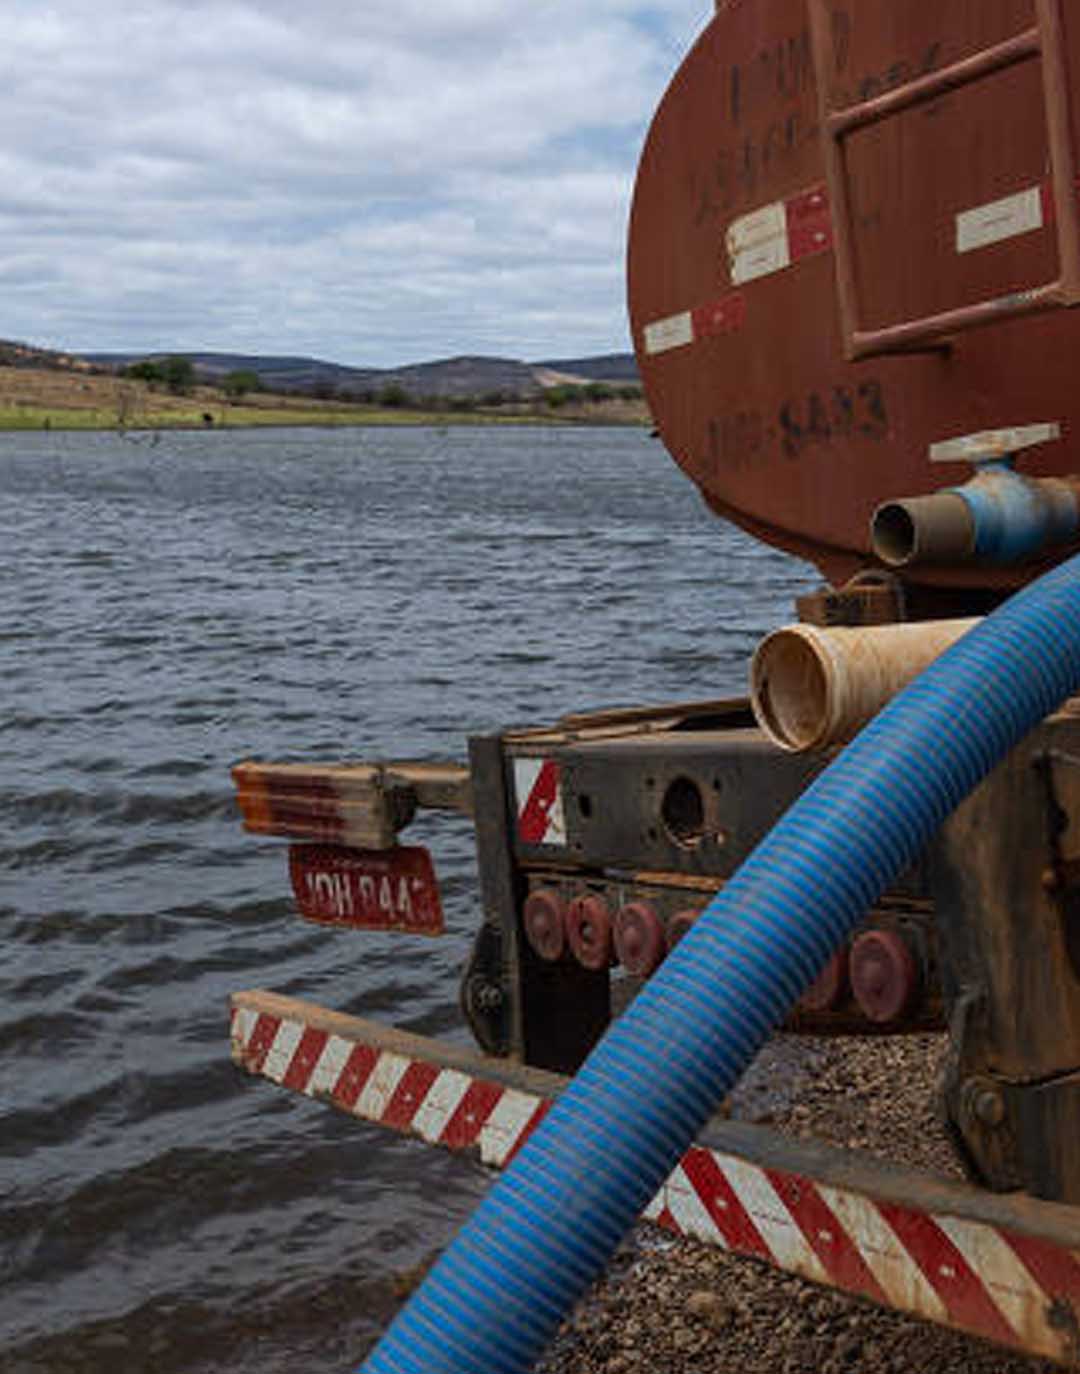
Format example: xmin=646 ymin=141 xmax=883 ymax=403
xmin=1034 ymin=748 xmax=1080 ymax=980
xmin=796 ymin=569 xmax=907 ymax=627
xmin=939 ymin=988 xmax=1024 ymax=1192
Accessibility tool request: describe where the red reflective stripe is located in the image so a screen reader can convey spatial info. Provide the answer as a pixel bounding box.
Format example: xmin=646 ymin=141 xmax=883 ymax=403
xmin=382 ymin=1061 xmax=441 ymax=1131
xmin=440 ymin=1079 xmax=505 ymax=1150
xmin=331 ymin=1043 xmax=380 ymax=1110
xmin=241 ymin=1014 xmax=281 ymax=1073
xmin=681 ymin=1147 xmax=771 ymax=1261
xmin=766 ymin=1168 xmax=887 ymax=1305
xmin=1005 ymin=1230 xmax=1080 ymax=1305
xmin=504 ymin=1099 xmax=552 ymax=1164
xmin=785 ymin=186 xmax=832 ymax=261
xmin=654 ymin=1204 xmax=678 ymax=1233
xmin=691 ymin=292 xmax=746 ymax=339
xmin=877 ymin=1203 xmax=1016 ymax=1345
xmin=281 ymin=1027 xmax=330 ymax=1092
xmin=518 ymin=761 xmax=560 ymax=844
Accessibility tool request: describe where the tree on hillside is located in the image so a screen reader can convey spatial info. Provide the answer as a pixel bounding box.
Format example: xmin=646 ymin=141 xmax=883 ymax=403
xmin=544 ymin=384 xmax=584 ymax=409
xmin=125 ymin=360 xmax=163 ymax=384
xmin=222 ymin=369 xmax=261 ymax=400
xmin=161 ymin=356 xmax=196 ymax=394
xmin=378 ymin=383 xmax=411 ymax=409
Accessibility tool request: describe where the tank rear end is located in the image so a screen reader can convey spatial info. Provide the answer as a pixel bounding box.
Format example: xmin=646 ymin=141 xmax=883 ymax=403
xmin=628 ymin=0 xmax=1080 ymax=607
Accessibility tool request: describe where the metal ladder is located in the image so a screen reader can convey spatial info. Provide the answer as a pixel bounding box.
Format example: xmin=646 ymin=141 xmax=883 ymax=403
xmin=807 ymin=0 xmax=1080 ymax=358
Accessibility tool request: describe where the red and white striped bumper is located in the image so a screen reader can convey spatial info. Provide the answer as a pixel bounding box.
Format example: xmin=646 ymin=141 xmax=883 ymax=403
xmin=231 ymin=990 xmax=1080 ymax=1365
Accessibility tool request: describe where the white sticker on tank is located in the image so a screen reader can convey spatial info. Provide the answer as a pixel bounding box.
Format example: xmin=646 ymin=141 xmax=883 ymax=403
xmin=643 ymin=311 xmax=694 ymax=356
xmin=956 ymin=186 xmax=1043 ymax=254
xmin=730 ymin=237 xmax=792 ymax=284
xmin=727 ymin=201 xmax=790 ymax=284
xmin=727 ymin=201 xmax=787 ymax=254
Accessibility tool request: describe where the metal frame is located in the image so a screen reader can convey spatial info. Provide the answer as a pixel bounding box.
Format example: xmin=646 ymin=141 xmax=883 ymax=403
xmin=465 ymin=733 xmax=609 ymax=1072
xmin=807 ymin=0 xmax=1080 ymax=359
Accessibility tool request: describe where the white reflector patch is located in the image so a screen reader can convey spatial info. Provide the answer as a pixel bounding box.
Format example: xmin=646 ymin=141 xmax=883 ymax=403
xmin=643 ymin=311 xmax=694 ymax=356
xmin=956 ymin=187 xmax=1043 ymax=254
xmin=727 ymin=202 xmax=791 ymax=284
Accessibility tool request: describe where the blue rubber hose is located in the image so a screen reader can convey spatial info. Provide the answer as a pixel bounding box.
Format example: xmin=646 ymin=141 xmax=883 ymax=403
xmin=361 ymin=554 xmax=1080 ymax=1374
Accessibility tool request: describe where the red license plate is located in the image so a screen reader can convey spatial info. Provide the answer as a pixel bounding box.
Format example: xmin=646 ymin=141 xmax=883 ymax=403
xmin=288 ymin=843 xmax=444 ymax=935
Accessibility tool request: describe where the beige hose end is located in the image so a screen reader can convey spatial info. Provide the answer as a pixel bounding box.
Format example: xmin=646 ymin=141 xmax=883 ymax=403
xmin=751 ymin=619 xmax=980 ymax=752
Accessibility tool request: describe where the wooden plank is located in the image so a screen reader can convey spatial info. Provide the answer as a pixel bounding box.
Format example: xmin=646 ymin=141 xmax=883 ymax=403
xmin=231 ymin=759 xmax=472 ymax=848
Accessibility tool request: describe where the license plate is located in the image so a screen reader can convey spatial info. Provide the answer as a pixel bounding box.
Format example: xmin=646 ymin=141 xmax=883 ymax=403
xmin=288 ymin=843 xmax=444 ymax=935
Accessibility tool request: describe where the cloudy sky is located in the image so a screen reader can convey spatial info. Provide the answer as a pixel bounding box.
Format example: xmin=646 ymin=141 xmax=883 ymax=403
xmin=7 ymin=2 xmax=710 ymax=367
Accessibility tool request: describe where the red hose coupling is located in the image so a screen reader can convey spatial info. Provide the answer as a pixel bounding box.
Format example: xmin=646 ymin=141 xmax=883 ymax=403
xmin=522 ymin=888 xmax=567 ymax=962
xmin=565 ymin=894 xmax=614 ymax=971
xmin=613 ymin=901 xmax=666 ymax=976
xmin=849 ymin=928 xmax=919 ymax=1025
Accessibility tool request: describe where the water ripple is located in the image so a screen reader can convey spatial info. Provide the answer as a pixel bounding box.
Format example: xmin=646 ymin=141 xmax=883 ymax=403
xmin=0 ymin=425 xmax=815 ymax=1368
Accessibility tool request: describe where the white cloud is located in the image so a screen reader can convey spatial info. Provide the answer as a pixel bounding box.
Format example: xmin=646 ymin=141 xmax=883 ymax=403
xmin=4 ymin=1 xmax=710 ymax=363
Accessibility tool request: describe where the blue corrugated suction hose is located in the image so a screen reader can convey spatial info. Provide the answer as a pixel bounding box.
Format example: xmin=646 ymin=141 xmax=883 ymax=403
xmin=361 ymin=554 xmax=1080 ymax=1374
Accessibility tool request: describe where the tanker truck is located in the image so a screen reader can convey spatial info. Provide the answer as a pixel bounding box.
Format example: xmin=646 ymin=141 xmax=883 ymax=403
xmin=229 ymin=1 xmax=1080 ymax=1365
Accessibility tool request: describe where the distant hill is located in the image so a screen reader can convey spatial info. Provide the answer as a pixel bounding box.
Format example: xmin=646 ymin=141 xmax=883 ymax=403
xmin=0 ymin=338 xmax=98 ymax=373
xmin=534 ymin=353 xmax=640 ymax=383
xmin=82 ymin=349 xmax=640 ymax=400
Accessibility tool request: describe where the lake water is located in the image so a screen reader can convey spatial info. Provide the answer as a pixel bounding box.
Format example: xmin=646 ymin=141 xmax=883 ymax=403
xmin=1 ymin=425 xmax=816 ymax=1372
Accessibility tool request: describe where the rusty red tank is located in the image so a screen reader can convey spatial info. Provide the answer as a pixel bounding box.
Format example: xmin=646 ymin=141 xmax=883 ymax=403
xmin=627 ymin=0 xmax=1080 ymax=597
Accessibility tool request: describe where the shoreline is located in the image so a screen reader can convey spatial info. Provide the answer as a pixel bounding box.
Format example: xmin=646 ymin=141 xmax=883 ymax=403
xmin=0 ymin=362 xmax=651 ymax=433
xmin=0 ymin=409 xmax=651 ymax=434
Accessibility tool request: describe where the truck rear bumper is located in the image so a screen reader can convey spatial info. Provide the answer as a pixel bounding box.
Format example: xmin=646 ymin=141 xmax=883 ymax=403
xmin=232 ymin=989 xmax=1080 ymax=1366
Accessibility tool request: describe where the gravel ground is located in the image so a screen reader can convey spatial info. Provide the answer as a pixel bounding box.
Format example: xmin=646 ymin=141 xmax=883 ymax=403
xmin=532 ymin=1032 xmax=1061 ymax=1374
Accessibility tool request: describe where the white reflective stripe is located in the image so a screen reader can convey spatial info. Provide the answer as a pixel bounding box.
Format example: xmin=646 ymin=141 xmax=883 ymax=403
xmin=512 ymin=756 xmax=566 ymax=847
xmin=411 ymin=1069 xmax=473 ymax=1143
xmin=661 ymin=1163 xmax=727 ymax=1246
xmin=642 ymin=1189 xmax=664 ymax=1222
xmin=727 ymin=201 xmax=787 ymax=254
xmin=308 ymin=1034 xmax=354 ymax=1096
xmin=355 ymin=1051 xmax=410 ymax=1120
xmin=956 ymin=186 xmax=1043 ymax=253
xmin=930 ymin=422 xmax=1061 ymax=463
xmin=643 ymin=311 xmax=694 ymax=355
xmin=513 ymin=756 xmax=538 ymax=809
xmin=730 ymin=237 xmax=791 ymax=284
xmin=722 ymin=1158 xmax=828 ymax=1283
xmin=232 ymin=1006 xmax=259 ymax=1048
xmin=261 ymin=1018 xmax=306 ymax=1083
xmin=937 ymin=1214 xmax=1049 ymax=1335
xmin=478 ymin=1088 xmax=542 ymax=1166
xmin=544 ymin=798 xmax=566 ymax=847
xmin=817 ymin=1183 xmax=948 ymax=1324
xmin=727 ymin=201 xmax=791 ymax=284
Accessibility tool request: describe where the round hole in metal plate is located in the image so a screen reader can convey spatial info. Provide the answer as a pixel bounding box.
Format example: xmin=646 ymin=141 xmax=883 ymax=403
xmin=661 ymin=775 xmax=705 ymax=848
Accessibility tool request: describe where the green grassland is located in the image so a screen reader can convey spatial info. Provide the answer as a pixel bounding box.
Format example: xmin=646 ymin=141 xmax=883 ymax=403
xmin=0 ymin=400 xmax=548 ymax=430
xmin=0 ymin=363 xmax=650 ymax=432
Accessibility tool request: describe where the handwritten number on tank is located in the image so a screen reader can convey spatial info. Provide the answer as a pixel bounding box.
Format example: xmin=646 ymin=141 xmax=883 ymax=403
xmin=708 ymin=379 xmax=889 ymax=470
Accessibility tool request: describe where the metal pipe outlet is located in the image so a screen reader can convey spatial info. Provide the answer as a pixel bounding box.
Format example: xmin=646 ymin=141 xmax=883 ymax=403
xmin=872 ymin=462 xmax=1080 ymax=568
